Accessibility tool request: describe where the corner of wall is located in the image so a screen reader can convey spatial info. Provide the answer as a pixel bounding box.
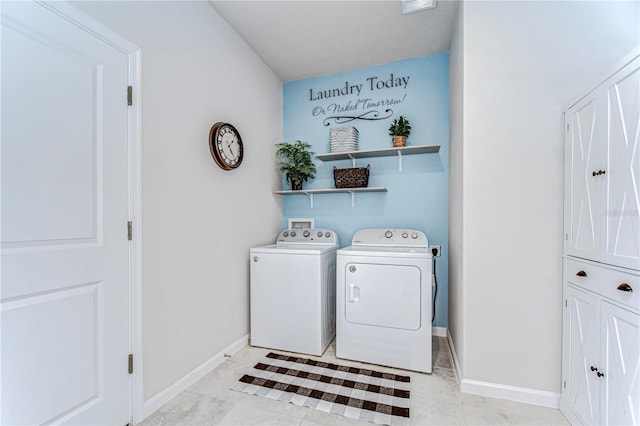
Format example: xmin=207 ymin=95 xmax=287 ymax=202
xmin=447 ymin=0 xmax=465 ymax=380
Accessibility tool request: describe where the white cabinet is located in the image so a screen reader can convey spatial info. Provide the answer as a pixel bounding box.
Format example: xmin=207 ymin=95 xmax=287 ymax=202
xmin=563 ymin=285 xmax=600 ymax=425
xmin=564 ymin=56 xmax=640 ymax=271
xmin=561 ymin=259 xmax=640 ymax=426
xmin=564 ymin=91 xmax=602 ymax=263
xmin=602 ymin=301 xmax=639 ymax=426
xmin=562 ymin=49 xmax=640 ymax=426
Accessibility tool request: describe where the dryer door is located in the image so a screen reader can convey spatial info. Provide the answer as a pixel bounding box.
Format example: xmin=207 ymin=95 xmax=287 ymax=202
xmin=344 ymin=263 xmax=421 ymax=330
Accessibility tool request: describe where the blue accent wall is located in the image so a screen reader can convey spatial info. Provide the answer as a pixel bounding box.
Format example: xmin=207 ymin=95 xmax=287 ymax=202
xmin=282 ymin=54 xmax=449 ymax=327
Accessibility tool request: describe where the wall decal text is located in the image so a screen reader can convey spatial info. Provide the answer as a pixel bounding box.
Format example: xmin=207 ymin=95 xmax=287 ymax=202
xmin=309 ymin=73 xmax=410 ymax=101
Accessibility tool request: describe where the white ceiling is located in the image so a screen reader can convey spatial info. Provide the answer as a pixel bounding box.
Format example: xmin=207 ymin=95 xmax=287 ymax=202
xmin=209 ymin=0 xmax=458 ymax=82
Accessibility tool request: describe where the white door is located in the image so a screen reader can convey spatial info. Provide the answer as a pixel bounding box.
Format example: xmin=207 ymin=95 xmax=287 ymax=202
xmin=344 ymin=263 xmax=421 ymax=330
xmin=565 ymin=285 xmax=600 ymax=425
xmin=1 ymin=2 xmax=131 ymax=424
xmin=604 ymin=57 xmax=640 ymax=271
xmin=602 ymin=301 xmax=639 ymax=426
xmin=565 ymin=92 xmax=605 ymax=262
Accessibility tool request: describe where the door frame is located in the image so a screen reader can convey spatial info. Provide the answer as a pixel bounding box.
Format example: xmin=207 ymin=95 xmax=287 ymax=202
xmin=35 ymin=1 xmax=144 ymax=422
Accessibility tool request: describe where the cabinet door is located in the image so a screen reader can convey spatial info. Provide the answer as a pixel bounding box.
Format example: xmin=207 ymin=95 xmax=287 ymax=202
xmin=602 ymin=301 xmax=640 ymax=426
xmin=564 ymin=285 xmax=601 ymax=424
xmin=565 ymin=92 xmax=607 ymax=262
xmin=604 ymin=57 xmax=640 ymax=271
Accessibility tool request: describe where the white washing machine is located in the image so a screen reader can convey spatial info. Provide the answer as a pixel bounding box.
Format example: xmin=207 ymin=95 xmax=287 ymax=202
xmin=250 ymin=229 xmax=339 ymax=356
xmin=336 ymin=229 xmax=432 ymax=373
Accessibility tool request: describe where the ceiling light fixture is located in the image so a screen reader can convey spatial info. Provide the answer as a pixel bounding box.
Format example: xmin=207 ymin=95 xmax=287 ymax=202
xmin=402 ymin=0 xmax=437 ymax=14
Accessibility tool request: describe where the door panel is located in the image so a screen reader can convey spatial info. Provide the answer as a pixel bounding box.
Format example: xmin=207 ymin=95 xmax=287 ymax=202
xmin=566 ymin=286 xmax=600 ymax=424
xmin=602 ymin=302 xmax=639 ymax=426
xmin=1 ymin=2 xmax=130 ymax=424
xmin=1 ymin=284 xmax=101 ymax=425
xmin=605 ymin=57 xmax=640 ymax=270
xmin=1 ymin=12 xmax=98 ymax=246
xmin=566 ymin=95 xmax=604 ymax=261
xmin=344 ymin=263 xmax=421 ymax=330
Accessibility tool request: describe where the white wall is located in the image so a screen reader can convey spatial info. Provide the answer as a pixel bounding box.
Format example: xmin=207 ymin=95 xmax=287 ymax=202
xmin=450 ymin=0 xmax=639 ymax=400
xmin=71 ymin=0 xmax=283 ymax=403
xmin=448 ymin=0 xmax=464 ymax=376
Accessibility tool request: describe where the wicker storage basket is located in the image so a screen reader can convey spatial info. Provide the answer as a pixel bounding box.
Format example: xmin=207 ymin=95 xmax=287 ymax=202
xmin=333 ymin=165 xmax=370 ymax=189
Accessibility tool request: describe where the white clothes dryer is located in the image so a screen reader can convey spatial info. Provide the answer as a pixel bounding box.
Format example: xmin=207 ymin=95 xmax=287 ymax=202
xmin=336 ymin=229 xmax=432 ymax=373
xmin=250 ymin=229 xmax=339 ymax=356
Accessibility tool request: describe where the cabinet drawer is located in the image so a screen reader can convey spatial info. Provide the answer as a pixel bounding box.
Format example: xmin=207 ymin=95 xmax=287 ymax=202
xmin=565 ymin=257 xmax=639 ymax=312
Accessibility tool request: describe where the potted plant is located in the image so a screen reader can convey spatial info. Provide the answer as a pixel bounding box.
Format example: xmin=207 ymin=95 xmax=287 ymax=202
xmin=276 ymin=140 xmax=317 ymax=190
xmin=388 ymin=116 xmax=412 ymax=147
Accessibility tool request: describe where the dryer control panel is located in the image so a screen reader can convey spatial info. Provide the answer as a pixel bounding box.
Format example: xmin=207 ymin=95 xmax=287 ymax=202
xmin=276 ymin=229 xmax=339 ymax=247
xmin=351 ymin=229 xmax=428 ymax=248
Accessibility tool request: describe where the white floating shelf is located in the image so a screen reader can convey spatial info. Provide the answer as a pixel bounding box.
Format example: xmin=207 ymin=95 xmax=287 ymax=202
xmin=315 ymin=144 xmax=440 ymax=171
xmin=273 ymin=187 xmax=387 ymax=208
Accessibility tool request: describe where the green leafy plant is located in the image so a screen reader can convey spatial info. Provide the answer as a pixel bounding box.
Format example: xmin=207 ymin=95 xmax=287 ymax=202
xmin=276 ymin=140 xmax=316 ymax=190
xmin=388 ymin=116 xmax=412 ymax=137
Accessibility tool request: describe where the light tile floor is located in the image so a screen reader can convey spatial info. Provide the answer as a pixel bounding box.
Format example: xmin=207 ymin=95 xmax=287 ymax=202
xmin=140 ymin=337 xmax=569 ymax=425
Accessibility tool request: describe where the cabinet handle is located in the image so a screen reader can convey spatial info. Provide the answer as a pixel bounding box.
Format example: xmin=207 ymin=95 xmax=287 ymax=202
xmin=617 ymin=283 xmax=633 ymax=292
xmin=590 ymin=366 xmax=598 ymax=372
xmin=576 ymin=270 xmax=587 ymax=277
xmin=597 ymin=371 xmax=605 ymax=377
xmin=592 ymin=170 xmax=606 ymax=176
xmin=592 ymin=171 xmax=597 ymax=176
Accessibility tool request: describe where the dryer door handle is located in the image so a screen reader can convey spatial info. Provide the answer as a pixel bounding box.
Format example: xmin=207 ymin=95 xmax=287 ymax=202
xmin=348 ymin=284 xmax=360 ymax=302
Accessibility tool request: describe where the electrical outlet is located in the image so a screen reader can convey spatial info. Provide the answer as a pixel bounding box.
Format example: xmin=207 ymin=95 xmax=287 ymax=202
xmin=430 ymin=244 xmax=441 ymax=256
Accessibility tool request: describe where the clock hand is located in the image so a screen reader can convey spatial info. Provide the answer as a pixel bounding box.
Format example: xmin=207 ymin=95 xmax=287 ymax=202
xmin=222 ymin=143 xmax=233 ymax=159
xmin=224 ymin=140 xmax=239 ymax=161
xmin=226 ymin=141 xmax=237 ymax=158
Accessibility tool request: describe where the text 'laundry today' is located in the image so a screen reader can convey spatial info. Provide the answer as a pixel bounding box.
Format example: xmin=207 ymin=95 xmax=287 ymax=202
xmin=309 ymin=73 xmax=410 ymax=101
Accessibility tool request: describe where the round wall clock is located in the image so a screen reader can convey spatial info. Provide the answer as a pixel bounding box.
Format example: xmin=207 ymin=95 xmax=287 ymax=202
xmin=209 ymin=122 xmax=244 ymax=170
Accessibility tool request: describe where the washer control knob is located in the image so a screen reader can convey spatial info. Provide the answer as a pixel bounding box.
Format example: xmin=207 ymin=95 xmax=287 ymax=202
xmin=303 ymin=230 xmax=310 ymax=237
xmin=291 ymin=231 xmax=296 ymax=237
xmin=411 ymin=232 xmax=418 ymax=239
xmin=283 ymin=231 xmax=289 ymax=237
xmin=402 ymin=232 xmax=408 ymax=238
xmin=349 ymin=265 xmax=356 ymax=273
xmin=317 ymin=231 xmax=323 ymax=237
xmin=325 ymin=232 xmax=331 ymax=238
xmin=385 ymin=230 xmax=393 ymax=238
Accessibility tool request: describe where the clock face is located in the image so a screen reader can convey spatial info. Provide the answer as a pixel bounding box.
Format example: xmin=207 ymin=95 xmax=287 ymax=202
xmin=209 ymin=122 xmax=243 ymax=170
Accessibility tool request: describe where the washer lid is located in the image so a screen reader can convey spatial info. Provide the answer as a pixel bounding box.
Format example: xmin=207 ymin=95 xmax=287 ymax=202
xmin=351 ymin=229 xmax=428 ymax=248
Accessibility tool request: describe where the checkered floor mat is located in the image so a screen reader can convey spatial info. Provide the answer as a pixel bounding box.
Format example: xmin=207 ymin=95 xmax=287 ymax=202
xmin=230 ymin=352 xmax=410 ymax=426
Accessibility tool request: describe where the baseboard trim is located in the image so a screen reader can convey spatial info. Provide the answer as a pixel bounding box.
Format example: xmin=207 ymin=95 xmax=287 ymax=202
xmin=460 ymin=378 xmax=561 ymax=409
xmin=142 ymin=334 xmax=249 ymax=419
xmin=446 ymin=330 xmax=463 ymax=387
xmin=432 ymin=326 xmax=447 ymax=337
xmin=446 ymin=331 xmax=560 ymax=409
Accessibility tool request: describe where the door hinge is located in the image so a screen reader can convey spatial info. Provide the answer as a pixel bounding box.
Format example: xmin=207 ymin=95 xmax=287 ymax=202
xmin=128 ymin=354 xmax=134 ymax=374
xmin=565 ymin=299 xmax=568 ymax=307
xmin=566 ymin=123 xmax=569 ymax=132
xmin=127 ymin=86 xmax=133 ymax=106
xmin=127 ymin=221 xmax=133 ymax=241
xmin=563 ymin=380 xmax=566 ymax=389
